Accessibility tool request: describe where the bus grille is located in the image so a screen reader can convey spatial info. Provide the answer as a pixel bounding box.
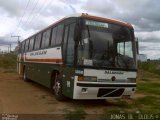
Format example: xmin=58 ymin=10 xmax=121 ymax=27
xmin=97 ymin=88 xmax=124 ymax=97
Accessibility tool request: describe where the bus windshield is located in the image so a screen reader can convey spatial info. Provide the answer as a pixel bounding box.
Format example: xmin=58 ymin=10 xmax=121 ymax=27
xmin=77 ymin=19 xmax=136 ymax=69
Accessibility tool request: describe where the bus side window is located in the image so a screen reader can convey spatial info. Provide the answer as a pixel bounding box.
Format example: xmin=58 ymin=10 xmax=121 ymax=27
xmin=51 ymin=26 xmax=58 ymax=46
xmin=20 ymin=42 xmax=23 ymax=53
xmin=21 ymin=42 xmax=25 ymax=53
xmin=29 ymin=37 xmax=35 ymax=51
xmin=41 ymin=29 xmax=51 ymax=48
xmin=66 ymin=23 xmax=76 ymax=65
xmin=62 ymin=26 xmax=69 ymax=60
xmin=56 ymin=24 xmax=64 ymax=45
xmin=46 ymin=29 xmax=51 ymax=47
xmin=34 ymin=33 xmax=42 ymax=50
xmin=25 ymin=39 xmax=29 ymax=52
xmin=41 ymin=31 xmax=47 ymax=48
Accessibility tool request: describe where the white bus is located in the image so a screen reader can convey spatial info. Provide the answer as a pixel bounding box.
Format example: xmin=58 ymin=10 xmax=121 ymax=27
xmin=17 ymin=13 xmax=137 ymax=101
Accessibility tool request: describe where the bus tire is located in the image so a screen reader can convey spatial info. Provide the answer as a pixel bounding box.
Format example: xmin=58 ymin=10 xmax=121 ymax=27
xmin=23 ymin=67 xmax=29 ymax=81
xmin=53 ymin=72 xmax=66 ymax=101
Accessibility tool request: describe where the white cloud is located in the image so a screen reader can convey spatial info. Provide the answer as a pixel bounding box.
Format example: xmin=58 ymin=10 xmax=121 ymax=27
xmin=135 ymin=31 xmax=160 ymax=43
xmin=0 ymin=15 xmax=18 ymax=36
xmin=0 ymin=0 xmax=22 ymax=16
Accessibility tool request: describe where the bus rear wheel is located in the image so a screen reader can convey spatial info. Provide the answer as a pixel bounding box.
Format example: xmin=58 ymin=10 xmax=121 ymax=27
xmin=23 ymin=68 xmax=29 ymax=81
xmin=53 ymin=73 xmax=65 ymax=101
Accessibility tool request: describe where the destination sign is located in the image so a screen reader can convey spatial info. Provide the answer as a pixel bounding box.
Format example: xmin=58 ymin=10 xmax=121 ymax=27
xmin=85 ymin=20 xmax=108 ymax=28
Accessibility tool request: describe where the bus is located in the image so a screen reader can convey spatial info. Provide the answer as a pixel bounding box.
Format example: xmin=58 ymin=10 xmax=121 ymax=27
xmin=17 ymin=13 xmax=137 ymax=101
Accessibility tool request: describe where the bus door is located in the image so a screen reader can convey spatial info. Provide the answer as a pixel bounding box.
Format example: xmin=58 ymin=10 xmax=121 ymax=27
xmin=62 ymin=22 xmax=76 ymax=98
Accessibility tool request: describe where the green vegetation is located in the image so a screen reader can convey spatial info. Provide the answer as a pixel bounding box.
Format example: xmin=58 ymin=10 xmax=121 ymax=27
xmin=138 ymin=61 xmax=160 ymax=75
xmin=64 ymin=108 xmax=86 ymax=120
xmin=0 ymin=53 xmax=17 ymax=72
xmin=137 ymin=82 xmax=160 ymax=95
xmin=134 ymin=96 xmax=160 ymax=113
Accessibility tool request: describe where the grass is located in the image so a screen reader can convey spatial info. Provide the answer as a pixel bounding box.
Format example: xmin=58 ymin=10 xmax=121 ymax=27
xmin=138 ymin=61 xmax=160 ymax=75
xmin=134 ymin=96 xmax=160 ymax=113
xmin=103 ymin=95 xmax=160 ymax=115
xmin=64 ymin=108 xmax=87 ymax=120
xmin=137 ymin=82 xmax=160 ymax=95
xmin=140 ymin=78 xmax=150 ymax=81
xmin=0 ymin=53 xmax=17 ymax=71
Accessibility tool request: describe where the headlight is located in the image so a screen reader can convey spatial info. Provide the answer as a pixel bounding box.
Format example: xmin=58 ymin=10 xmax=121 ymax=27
xmin=78 ymin=76 xmax=97 ymax=82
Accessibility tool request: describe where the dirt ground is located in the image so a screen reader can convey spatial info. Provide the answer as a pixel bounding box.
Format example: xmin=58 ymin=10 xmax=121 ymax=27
xmin=0 ymin=71 xmax=115 ymax=114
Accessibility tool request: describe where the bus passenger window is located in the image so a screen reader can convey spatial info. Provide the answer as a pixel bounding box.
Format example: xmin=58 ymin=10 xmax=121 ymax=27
xmin=41 ymin=29 xmax=51 ymax=48
xmin=51 ymin=27 xmax=57 ymax=46
xmin=46 ymin=29 xmax=51 ymax=47
xmin=41 ymin=31 xmax=47 ymax=48
xmin=62 ymin=26 xmax=69 ymax=59
xmin=21 ymin=42 xmax=25 ymax=53
xmin=29 ymin=37 xmax=35 ymax=51
xmin=25 ymin=39 xmax=29 ymax=52
xmin=66 ymin=23 xmax=76 ymax=64
xmin=34 ymin=33 xmax=42 ymax=50
xmin=56 ymin=24 xmax=64 ymax=45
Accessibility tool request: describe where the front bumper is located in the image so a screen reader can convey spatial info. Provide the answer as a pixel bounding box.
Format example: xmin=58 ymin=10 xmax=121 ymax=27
xmin=73 ymin=82 xmax=136 ymax=99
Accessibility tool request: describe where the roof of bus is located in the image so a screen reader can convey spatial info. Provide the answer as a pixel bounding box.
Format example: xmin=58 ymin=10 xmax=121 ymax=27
xmin=66 ymin=13 xmax=133 ymax=28
xmin=22 ymin=13 xmax=133 ymax=42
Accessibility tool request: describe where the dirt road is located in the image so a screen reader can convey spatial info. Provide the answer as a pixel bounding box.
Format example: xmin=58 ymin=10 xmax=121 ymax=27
xmin=0 ymin=71 xmax=109 ymax=114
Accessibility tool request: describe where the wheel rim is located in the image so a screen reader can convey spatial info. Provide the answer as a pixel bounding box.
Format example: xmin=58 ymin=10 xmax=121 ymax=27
xmin=54 ymin=80 xmax=60 ymax=95
xmin=53 ymin=73 xmax=61 ymax=95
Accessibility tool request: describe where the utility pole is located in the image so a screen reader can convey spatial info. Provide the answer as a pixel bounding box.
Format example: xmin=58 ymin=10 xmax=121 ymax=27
xmin=8 ymin=46 xmax=9 ymax=53
xmin=9 ymin=44 xmax=11 ymax=53
xmin=11 ymin=35 xmax=20 ymax=42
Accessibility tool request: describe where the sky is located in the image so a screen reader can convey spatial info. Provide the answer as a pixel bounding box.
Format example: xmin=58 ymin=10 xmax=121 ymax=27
xmin=0 ymin=0 xmax=160 ymax=59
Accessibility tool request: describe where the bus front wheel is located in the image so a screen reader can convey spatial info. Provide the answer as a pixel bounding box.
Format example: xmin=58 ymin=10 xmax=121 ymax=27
xmin=53 ymin=73 xmax=65 ymax=101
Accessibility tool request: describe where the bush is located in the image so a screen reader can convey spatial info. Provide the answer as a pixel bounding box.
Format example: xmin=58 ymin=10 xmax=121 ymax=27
xmin=0 ymin=54 xmax=17 ymax=69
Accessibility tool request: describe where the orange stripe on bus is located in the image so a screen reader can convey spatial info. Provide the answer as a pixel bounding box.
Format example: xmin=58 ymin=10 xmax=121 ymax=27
xmin=26 ymin=58 xmax=63 ymax=63
xmin=81 ymin=14 xmax=133 ymax=28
